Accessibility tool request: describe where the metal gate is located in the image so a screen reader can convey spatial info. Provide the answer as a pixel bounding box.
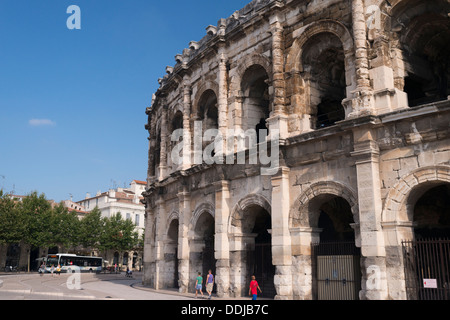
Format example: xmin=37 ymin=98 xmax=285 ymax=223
xmin=247 ymin=243 xmax=276 ymax=298
xmin=402 ymin=239 xmax=450 ymax=300
xmin=312 ymin=241 xmax=361 ymax=300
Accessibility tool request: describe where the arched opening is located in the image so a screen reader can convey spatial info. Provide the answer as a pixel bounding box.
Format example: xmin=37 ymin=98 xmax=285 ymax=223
xmin=317 ymin=197 xmax=355 ymax=242
xmin=171 ymin=110 xmax=184 ymax=132
xmin=166 ymin=219 xmax=179 ymax=289
xmin=231 ymin=202 xmax=275 ymax=299
xmin=123 ymin=252 xmax=129 ymax=269
xmin=403 ymin=182 xmax=450 ymax=300
xmin=392 ymin=1 xmax=450 ymax=106
xmin=197 ymin=90 xmax=218 ymax=133
xmin=192 ymin=211 xmax=215 ymax=293
xmin=169 ymin=110 xmax=184 ymax=171
xmin=113 ymin=251 xmax=119 ymax=267
xmin=302 ymin=33 xmax=346 ymax=129
xmin=310 ymin=195 xmax=360 ymax=300
xmin=413 ymin=184 xmax=450 ymax=239
xmin=241 ymin=65 xmax=270 ymax=136
xmin=247 ymin=205 xmax=275 ymax=299
xmin=132 ymin=252 xmax=138 ymax=270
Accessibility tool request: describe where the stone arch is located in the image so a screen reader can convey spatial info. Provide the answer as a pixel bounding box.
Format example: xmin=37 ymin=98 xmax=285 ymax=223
xmin=190 ymin=202 xmax=215 ymax=230
xmin=192 ymin=81 xmax=219 ymax=118
xmin=166 ymin=211 xmax=179 ymax=235
xmin=286 ymin=20 xmax=354 ymax=74
xmin=229 ymin=193 xmax=271 ymax=232
xmin=286 ymin=20 xmax=356 ymax=128
xmin=289 ymin=181 xmax=359 ymax=229
xmin=380 ymin=0 xmax=450 ymax=105
xmin=230 ymin=53 xmax=273 ymax=95
xmin=382 ymin=165 xmax=450 ymax=223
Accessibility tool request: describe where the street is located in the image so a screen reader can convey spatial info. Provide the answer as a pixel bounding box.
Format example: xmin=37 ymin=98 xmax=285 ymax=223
xmin=0 ymin=271 xmax=194 ymax=300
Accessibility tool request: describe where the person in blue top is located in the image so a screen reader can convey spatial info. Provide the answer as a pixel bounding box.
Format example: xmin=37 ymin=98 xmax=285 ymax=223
xmin=206 ymin=269 xmax=214 ymax=299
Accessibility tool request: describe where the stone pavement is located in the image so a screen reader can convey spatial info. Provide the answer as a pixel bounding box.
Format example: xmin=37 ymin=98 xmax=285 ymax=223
xmin=0 ymin=271 xmax=260 ymax=300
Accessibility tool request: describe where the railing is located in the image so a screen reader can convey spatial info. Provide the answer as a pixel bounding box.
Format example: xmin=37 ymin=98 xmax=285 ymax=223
xmin=402 ymin=239 xmax=450 ymax=300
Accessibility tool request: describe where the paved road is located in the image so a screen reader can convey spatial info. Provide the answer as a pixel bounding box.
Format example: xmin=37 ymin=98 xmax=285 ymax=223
xmin=0 ymin=272 xmax=195 ymax=300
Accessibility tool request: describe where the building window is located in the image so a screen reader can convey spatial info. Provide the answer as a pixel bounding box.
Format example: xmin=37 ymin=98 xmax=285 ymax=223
xmin=135 ymin=214 xmax=139 ymax=226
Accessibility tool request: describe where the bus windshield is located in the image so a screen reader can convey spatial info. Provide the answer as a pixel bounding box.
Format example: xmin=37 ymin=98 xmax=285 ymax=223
xmin=46 ymin=255 xmax=59 ymax=266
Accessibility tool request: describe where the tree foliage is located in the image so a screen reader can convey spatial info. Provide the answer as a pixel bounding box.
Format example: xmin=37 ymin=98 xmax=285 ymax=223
xmin=0 ymin=190 xmax=140 ymax=254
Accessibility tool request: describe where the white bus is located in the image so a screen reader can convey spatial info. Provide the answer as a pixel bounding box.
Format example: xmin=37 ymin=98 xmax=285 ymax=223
xmin=44 ymin=253 xmax=103 ymax=273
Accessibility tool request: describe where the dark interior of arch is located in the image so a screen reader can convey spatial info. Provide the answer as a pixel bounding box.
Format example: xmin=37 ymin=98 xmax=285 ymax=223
xmin=302 ymin=33 xmax=346 ymax=129
xmin=414 ymin=184 xmax=450 ymax=239
xmin=394 ymin=1 xmax=450 ymax=107
xmin=318 ymin=196 xmax=355 ymax=242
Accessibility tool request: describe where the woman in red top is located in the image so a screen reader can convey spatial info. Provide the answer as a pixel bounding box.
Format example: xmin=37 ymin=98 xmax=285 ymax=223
xmin=249 ymin=275 xmax=262 ymax=300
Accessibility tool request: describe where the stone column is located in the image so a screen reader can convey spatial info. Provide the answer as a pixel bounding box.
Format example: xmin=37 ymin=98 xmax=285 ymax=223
xmin=177 ymin=189 xmax=191 ymax=293
xmin=158 ymin=105 xmax=168 ymax=180
xmin=142 ymin=199 xmax=155 ymax=286
xmin=271 ymin=166 xmax=293 ymax=300
xmin=351 ymin=127 xmax=388 ymax=300
xmin=217 ymin=47 xmax=228 ymax=161
xmin=348 ymin=0 xmax=375 ymax=117
xmin=154 ymin=197 xmax=167 ymax=290
xmin=266 ymin=16 xmax=288 ymax=139
xmin=182 ymin=76 xmax=192 ymax=170
xmin=213 ymin=180 xmax=231 ymax=298
xmin=146 ymin=108 xmax=156 ymax=179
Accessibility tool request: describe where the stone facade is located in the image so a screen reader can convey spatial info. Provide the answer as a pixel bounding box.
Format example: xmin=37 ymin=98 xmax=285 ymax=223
xmin=142 ymin=0 xmax=450 ymax=300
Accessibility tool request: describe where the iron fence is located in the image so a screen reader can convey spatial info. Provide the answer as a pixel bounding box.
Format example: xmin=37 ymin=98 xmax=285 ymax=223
xmin=402 ymin=239 xmax=450 ymax=300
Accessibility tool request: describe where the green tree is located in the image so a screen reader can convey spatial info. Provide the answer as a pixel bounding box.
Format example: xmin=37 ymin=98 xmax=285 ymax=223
xmin=100 ymin=212 xmax=138 ymax=253
xmin=0 ymin=190 xmax=25 ymax=245
xmin=18 ymin=191 xmax=53 ymax=249
xmin=49 ymin=203 xmax=81 ymax=250
xmin=79 ymin=207 xmax=103 ymax=248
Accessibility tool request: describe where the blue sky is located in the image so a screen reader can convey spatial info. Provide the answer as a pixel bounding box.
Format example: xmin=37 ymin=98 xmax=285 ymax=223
xmin=0 ymin=0 xmax=249 ymax=202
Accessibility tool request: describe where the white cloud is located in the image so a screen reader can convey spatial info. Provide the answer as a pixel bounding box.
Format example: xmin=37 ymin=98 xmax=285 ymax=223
xmin=29 ymin=119 xmax=56 ymax=127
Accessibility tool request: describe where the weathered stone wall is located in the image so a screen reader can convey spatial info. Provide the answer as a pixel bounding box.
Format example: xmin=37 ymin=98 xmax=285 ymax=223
xmin=143 ymin=0 xmax=450 ymax=300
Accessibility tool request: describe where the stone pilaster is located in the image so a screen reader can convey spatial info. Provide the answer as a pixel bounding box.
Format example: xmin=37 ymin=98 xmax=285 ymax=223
xmin=158 ymin=105 xmax=168 ymax=180
xmin=177 ymin=189 xmax=191 ymax=293
xmin=154 ymin=197 xmax=167 ymax=290
xmin=290 ymin=227 xmax=321 ymax=299
xmin=266 ymin=16 xmax=288 ymax=139
xmin=142 ymin=203 xmax=155 ymax=287
xmin=271 ymin=167 xmax=293 ymax=299
xmin=213 ymin=180 xmax=231 ymax=298
xmin=182 ymin=76 xmax=192 ymax=170
xmin=217 ymin=46 xmax=228 ymax=161
xmin=351 ymin=128 xmax=388 ymax=300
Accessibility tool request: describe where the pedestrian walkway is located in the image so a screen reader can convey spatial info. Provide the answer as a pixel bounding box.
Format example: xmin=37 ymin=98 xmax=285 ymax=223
xmin=0 ymin=271 xmax=268 ymax=300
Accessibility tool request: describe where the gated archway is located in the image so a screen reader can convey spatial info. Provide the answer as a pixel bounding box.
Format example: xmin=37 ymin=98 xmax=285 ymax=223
xmin=290 ymin=181 xmax=360 ymax=300
xmin=382 ymin=165 xmax=450 ymax=300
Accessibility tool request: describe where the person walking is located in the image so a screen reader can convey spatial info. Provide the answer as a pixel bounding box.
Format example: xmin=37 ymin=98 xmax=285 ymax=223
xmin=195 ymin=272 xmax=204 ymax=298
xmin=249 ymin=275 xmax=262 ymax=300
xmin=50 ymin=265 xmax=55 ymax=277
xmin=206 ymin=269 xmax=214 ymax=299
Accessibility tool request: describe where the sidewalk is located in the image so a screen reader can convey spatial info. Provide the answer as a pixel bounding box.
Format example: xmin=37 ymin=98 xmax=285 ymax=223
xmin=0 ymin=271 xmax=268 ymax=300
xmin=129 ymin=274 xmax=269 ymax=300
